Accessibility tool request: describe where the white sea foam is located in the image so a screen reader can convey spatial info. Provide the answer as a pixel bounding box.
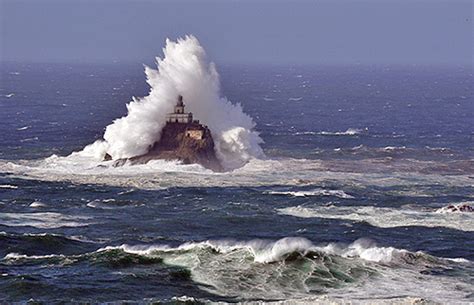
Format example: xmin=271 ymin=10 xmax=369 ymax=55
xmin=320 ymin=128 xmax=363 ymax=135
xmin=103 ymin=237 xmax=468 ymax=266
xmin=425 ymin=146 xmax=451 ymax=152
xmin=86 ymin=198 xmax=132 ymax=210
xmin=29 ymin=201 xmax=47 ymax=208
xmin=3 ymin=252 xmax=64 ymax=261
xmin=82 ymin=35 xmax=263 ymax=170
xmin=382 ymin=146 xmax=407 ymax=151
xmin=0 ymin=212 xmax=92 ymax=229
xmin=435 ymin=202 xmax=474 ymax=213
xmin=351 ymin=144 xmax=364 ymax=150
xmin=0 ymin=184 xmax=18 ymax=189
xmin=102 ymin=237 xmax=472 ymax=302
xmin=278 ymin=204 xmax=474 ymax=231
xmin=295 ymin=128 xmax=363 ymax=136
xmin=265 ymin=189 xmax=354 ymax=199
xmin=1 ymin=236 xmax=470 ymax=302
xmin=316 ymin=238 xmax=409 ymax=264
xmin=444 ymin=257 xmax=470 ymax=263
xmin=1 ymin=156 xmax=472 ymax=191
xmin=288 ymin=97 xmax=303 ymax=101
xmin=171 ymin=296 xmax=197 ymax=303
xmin=20 ymin=137 xmax=38 ymax=142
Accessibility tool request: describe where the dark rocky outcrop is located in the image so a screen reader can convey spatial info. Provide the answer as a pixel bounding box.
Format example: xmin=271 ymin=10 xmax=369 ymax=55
xmin=108 ymin=122 xmax=223 ymax=172
xmin=104 ymin=95 xmax=224 ymax=172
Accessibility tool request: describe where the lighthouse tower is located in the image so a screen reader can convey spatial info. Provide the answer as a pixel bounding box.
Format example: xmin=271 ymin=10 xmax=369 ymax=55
xmin=166 ymin=95 xmax=193 ymax=123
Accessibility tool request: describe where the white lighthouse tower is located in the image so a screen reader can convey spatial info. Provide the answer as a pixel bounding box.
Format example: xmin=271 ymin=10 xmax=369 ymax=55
xmin=166 ymin=95 xmax=193 ymax=123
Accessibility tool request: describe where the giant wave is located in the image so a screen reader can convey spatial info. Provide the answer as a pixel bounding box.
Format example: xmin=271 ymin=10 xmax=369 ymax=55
xmin=81 ymin=35 xmax=264 ymax=170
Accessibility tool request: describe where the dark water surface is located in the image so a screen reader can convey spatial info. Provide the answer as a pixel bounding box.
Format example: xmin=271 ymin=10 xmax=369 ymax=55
xmin=0 ymin=62 xmax=473 ymax=304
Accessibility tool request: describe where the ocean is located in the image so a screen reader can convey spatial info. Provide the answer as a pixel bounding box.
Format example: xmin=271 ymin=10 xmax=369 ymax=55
xmin=0 ymin=60 xmax=473 ymax=304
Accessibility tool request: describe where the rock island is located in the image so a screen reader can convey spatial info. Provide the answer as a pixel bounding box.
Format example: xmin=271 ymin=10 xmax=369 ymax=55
xmin=107 ymin=95 xmax=223 ymax=171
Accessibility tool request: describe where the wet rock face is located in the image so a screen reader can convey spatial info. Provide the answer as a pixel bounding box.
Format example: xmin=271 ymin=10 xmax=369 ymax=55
xmin=110 ymin=122 xmax=223 ymax=172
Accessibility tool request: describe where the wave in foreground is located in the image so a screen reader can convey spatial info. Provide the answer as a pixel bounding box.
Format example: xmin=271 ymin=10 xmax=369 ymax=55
xmin=2 ymin=237 xmax=471 ymax=303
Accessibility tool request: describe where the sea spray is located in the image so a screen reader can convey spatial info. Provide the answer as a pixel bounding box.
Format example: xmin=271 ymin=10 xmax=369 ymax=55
xmin=85 ymin=35 xmax=263 ymax=170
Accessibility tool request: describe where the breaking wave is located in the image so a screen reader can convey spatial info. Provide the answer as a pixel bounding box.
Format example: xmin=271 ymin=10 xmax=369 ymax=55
xmin=99 ymin=237 xmax=424 ymax=264
xmin=3 ymin=237 xmax=470 ymax=302
xmin=102 ymin=238 xmax=474 ymax=301
xmin=81 ymin=35 xmax=264 ymax=170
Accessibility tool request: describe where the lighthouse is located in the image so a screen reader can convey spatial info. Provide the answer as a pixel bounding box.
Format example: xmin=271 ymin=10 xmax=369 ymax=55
xmin=166 ymin=95 xmax=193 ymax=123
xmin=106 ymin=94 xmax=222 ymax=171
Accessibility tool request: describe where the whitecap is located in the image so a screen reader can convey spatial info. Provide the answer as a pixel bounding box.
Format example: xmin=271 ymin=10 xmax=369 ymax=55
xmin=435 ymin=202 xmax=474 ymax=213
xmin=171 ymin=296 xmax=197 ymax=303
xmin=20 ymin=137 xmax=38 ymax=142
xmin=86 ymin=199 xmax=124 ymax=210
xmin=319 ymin=128 xmax=363 ymax=136
xmin=106 ymin=236 xmax=462 ymax=266
xmin=351 ymin=144 xmax=364 ymax=150
xmin=444 ymin=257 xmax=470 ymax=263
xmin=100 ymin=237 xmax=472 ymax=302
xmin=265 ymin=189 xmax=354 ymax=199
xmin=296 ymin=128 xmax=364 ymax=136
xmin=293 ymin=131 xmax=318 ymax=135
xmin=382 ymin=146 xmax=407 ymax=151
xmin=0 ymin=212 xmax=92 ymax=228
xmin=4 ymin=252 xmax=64 ymax=260
xmin=288 ymin=97 xmax=303 ymax=101
xmin=29 ymin=201 xmax=47 ymax=208
xmin=0 ymin=185 xmax=18 ymax=189
xmin=278 ymin=204 xmax=474 ymax=231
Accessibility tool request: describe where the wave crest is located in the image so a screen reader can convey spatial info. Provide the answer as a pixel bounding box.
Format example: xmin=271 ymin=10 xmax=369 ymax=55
xmin=88 ymin=35 xmax=263 ymax=170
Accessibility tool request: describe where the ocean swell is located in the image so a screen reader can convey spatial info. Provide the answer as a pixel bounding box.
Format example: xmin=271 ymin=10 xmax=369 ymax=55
xmin=2 ymin=237 xmax=471 ymax=302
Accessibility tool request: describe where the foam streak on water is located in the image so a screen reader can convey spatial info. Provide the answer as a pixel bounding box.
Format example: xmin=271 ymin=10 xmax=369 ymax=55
xmin=278 ymin=204 xmax=474 ymax=231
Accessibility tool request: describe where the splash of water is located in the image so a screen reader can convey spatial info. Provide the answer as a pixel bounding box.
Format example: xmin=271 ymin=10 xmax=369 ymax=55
xmin=85 ymin=35 xmax=263 ymax=170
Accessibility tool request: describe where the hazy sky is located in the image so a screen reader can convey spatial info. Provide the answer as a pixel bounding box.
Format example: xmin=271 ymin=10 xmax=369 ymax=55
xmin=0 ymin=0 xmax=472 ymax=65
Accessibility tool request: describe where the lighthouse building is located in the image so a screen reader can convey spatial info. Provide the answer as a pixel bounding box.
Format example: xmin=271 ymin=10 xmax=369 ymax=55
xmin=165 ymin=95 xmax=205 ymax=140
xmin=166 ymin=95 xmax=194 ymax=123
